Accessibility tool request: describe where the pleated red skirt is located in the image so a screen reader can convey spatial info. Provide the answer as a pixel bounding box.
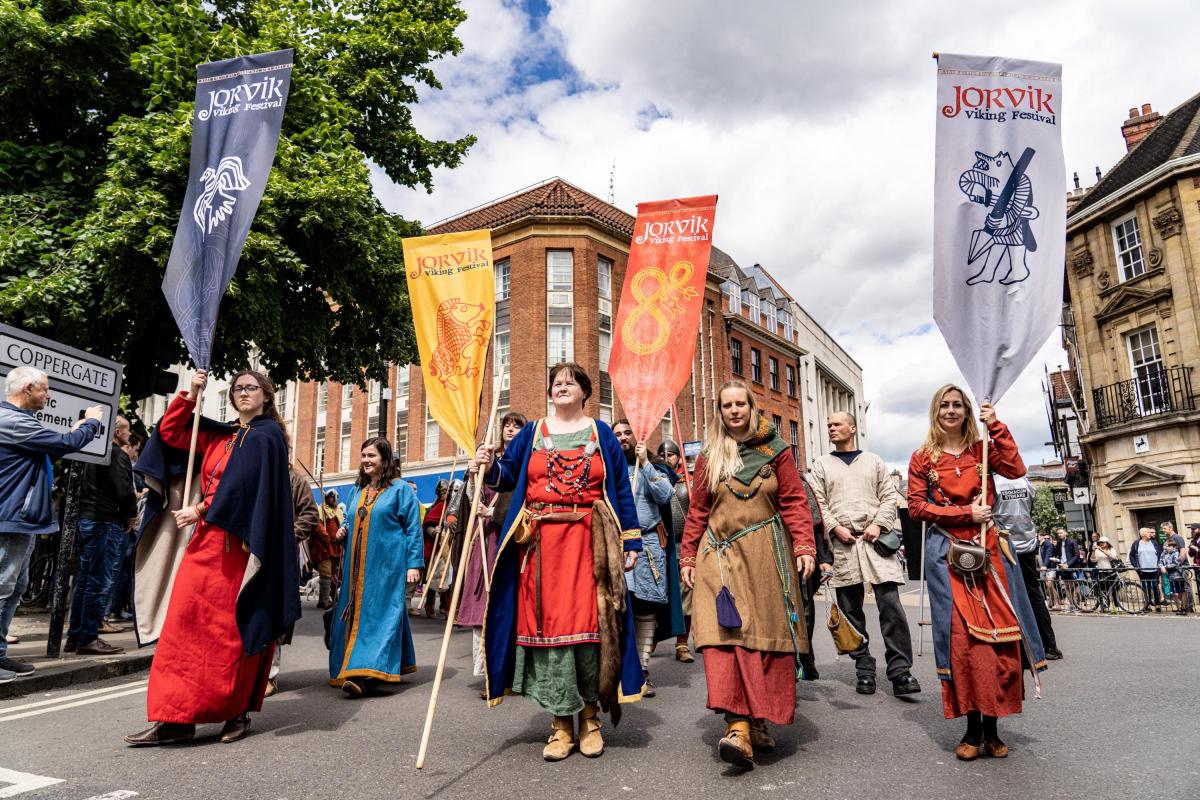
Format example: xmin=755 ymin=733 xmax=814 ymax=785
xmin=146 ymin=526 xmax=273 ymax=724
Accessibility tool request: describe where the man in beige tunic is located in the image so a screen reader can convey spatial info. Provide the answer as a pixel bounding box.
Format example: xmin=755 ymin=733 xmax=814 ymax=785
xmin=808 ymin=412 xmax=920 ymax=698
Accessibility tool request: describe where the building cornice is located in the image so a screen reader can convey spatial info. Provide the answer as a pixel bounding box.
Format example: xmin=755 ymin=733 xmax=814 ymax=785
xmin=723 ymin=312 xmax=808 ymax=358
xmin=1067 ymin=153 xmax=1200 ymax=232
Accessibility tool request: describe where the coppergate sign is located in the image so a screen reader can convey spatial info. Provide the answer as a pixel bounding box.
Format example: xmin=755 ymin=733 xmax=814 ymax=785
xmin=0 ymin=323 xmax=123 ymax=465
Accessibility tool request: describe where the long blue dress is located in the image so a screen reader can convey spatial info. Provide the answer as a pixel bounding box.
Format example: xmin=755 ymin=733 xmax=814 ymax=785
xmin=328 ymin=479 xmax=424 ymax=686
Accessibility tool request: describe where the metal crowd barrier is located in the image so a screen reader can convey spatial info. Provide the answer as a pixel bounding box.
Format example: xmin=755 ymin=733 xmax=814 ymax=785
xmin=1040 ymin=565 xmax=1198 ymax=616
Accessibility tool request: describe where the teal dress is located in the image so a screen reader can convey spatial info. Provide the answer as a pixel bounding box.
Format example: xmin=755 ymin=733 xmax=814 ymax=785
xmin=328 ymin=479 xmax=424 ymax=686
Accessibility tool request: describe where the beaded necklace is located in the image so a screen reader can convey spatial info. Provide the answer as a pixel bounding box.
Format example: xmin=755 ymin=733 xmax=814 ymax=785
xmin=540 ymin=420 xmax=598 ymax=498
xmin=357 ymin=482 xmax=385 ymax=519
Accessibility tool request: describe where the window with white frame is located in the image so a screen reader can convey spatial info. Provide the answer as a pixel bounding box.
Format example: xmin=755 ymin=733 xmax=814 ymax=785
xmin=781 ymin=309 xmax=794 ymax=342
xmin=786 ymin=364 xmax=797 ymax=397
xmin=751 ymin=348 xmax=762 ymax=383
xmin=726 ymin=281 xmax=741 ymax=313
xmin=661 ymin=407 xmax=674 ymax=441
xmin=425 ymin=406 xmax=440 ymax=460
xmin=547 ymin=250 xmax=574 ymax=366
xmin=598 ymin=256 xmax=613 ymax=373
xmin=495 ymin=258 xmax=511 ymax=301
xmin=1126 ymin=325 xmax=1167 ymax=413
xmin=314 ymin=423 xmax=326 ymax=473
xmin=395 ymin=366 xmax=410 ymax=462
xmin=762 ymin=298 xmax=777 ymax=331
xmin=745 ymin=290 xmax=760 ymax=323
xmin=789 ymin=420 xmax=799 ymax=462
xmin=769 ymin=357 xmax=779 ymax=390
xmin=367 ymin=380 xmax=380 ymax=438
xmin=1112 ymin=214 xmax=1146 ymax=282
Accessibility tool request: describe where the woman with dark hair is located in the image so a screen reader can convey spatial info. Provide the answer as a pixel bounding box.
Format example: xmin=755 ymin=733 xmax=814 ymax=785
xmin=475 ymin=363 xmax=642 ymax=762
xmin=126 ymin=368 xmax=299 ymax=746
xmin=460 ymin=411 xmax=527 ymax=693
xmin=328 ymin=437 xmax=424 ymax=697
xmin=906 ymin=384 xmax=1045 ymax=761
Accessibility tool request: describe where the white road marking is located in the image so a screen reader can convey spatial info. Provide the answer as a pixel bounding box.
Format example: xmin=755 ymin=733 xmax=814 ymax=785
xmin=80 ymin=792 xmax=138 ymax=800
xmin=0 ymin=767 xmax=64 ymax=797
xmin=0 ymin=686 xmax=146 ymax=722
xmin=0 ymin=681 xmax=148 ymax=717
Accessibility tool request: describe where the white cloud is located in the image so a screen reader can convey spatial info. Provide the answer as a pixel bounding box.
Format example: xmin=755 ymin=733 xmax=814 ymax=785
xmin=376 ymin=0 xmax=1200 ymax=468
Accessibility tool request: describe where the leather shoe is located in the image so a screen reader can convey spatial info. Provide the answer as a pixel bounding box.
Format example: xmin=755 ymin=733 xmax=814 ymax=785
xmin=955 ymin=741 xmax=982 ymax=761
xmin=675 ymin=643 xmax=694 ymax=663
xmin=1044 ymin=647 xmax=1063 ymax=660
xmin=124 ymin=722 xmax=195 ymax=746
xmin=855 ymin=676 xmax=876 ymax=695
xmin=341 ymin=679 xmax=364 ymax=697
xmin=98 ymin=620 xmax=126 ymax=634
xmin=219 ymin=715 xmax=251 ymax=743
xmin=64 ymin=639 xmax=77 ymax=654
xmin=983 ymin=739 xmax=1009 ymax=758
xmin=76 ymin=638 xmax=125 ymax=655
xmin=718 ymin=720 xmax=754 ymax=769
xmin=749 ymin=719 xmax=775 ymax=752
xmin=891 ymin=673 xmax=921 ymax=696
xmin=263 ymin=679 xmax=278 ymax=698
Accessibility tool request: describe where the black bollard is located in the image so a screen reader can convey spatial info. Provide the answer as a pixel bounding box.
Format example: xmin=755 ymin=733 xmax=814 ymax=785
xmin=46 ymin=460 xmax=83 ymax=658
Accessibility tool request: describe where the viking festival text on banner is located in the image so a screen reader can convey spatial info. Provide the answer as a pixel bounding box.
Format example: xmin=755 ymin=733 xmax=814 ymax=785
xmin=161 ymin=49 xmax=294 ymax=369
xmin=932 ymin=53 xmax=1066 ymax=403
xmin=402 ymin=230 xmax=496 ymax=453
xmin=608 ymin=195 xmax=718 ymax=441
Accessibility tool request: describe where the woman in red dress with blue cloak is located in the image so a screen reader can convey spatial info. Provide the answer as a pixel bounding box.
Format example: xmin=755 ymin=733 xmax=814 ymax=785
xmin=907 ymin=384 xmax=1047 ymax=761
xmin=125 ymin=369 xmax=299 ymax=746
xmin=475 ymin=363 xmax=642 ymax=763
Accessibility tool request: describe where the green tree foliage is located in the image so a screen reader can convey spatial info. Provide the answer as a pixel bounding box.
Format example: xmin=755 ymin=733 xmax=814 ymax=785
xmin=0 ymin=0 xmax=473 ymax=396
xmin=1031 ymin=484 xmax=1066 ymax=535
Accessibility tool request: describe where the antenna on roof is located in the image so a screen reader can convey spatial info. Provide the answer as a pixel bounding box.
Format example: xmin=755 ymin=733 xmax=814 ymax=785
xmin=608 ymin=160 xmax=616 ymax=205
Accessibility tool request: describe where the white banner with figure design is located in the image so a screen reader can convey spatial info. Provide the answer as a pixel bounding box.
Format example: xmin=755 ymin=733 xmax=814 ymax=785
xmin=933 ymin=53 xmax=1065 ymax=402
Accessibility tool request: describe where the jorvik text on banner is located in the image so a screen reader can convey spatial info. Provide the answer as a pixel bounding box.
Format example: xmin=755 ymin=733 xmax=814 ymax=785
xmin=403 ymin=230 xmax=496 ymax=454
xmin=161 ymin=49 xmax=294 ymax=369
xmin=932 ymin=53 xmax=1065 ymax=403
xmin=608 ymin=195 xmax=718 ymax=441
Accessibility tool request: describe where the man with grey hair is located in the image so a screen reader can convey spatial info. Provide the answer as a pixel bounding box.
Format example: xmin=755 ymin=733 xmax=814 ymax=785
xmin=0 ymin=366 xmax=103 ymax=681
xmin=808 ymin=412 xmax=919 ymax=697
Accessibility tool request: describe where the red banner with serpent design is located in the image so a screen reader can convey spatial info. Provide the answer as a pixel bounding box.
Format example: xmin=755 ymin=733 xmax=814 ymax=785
xmin=609 ymin=195 xmax=718 ymax=441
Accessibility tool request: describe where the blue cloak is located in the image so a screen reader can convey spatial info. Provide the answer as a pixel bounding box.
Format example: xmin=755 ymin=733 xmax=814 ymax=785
xmin=925 ymin=526 xmax=1048 ymax=684
xmin=481 ymin=419 xmax=644 ymax=713
xmin=328 ymin=479 xmax=425 ymax=684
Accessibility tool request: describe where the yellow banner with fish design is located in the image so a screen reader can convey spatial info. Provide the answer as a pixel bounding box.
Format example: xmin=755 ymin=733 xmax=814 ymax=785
xmin=403 ymin=230 xmax=495 ymax=454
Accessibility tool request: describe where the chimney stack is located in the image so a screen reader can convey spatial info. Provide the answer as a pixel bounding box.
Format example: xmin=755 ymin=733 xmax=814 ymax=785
xmin=1122 ymin=102 xmax=1163 ymax=152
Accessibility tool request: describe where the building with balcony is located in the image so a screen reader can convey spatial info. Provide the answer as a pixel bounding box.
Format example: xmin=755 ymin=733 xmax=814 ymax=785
xmin=1062 ymin=96 xmax=1200 ymax=548
xmin=265 ymin=178 xmax=866 ymax=502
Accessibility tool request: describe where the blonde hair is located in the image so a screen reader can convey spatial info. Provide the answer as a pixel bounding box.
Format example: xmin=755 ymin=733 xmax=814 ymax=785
xmin=702 ymin=380 xmax=761 ymax=493
xmin=919 ymin=383 xmax=980 ymax=462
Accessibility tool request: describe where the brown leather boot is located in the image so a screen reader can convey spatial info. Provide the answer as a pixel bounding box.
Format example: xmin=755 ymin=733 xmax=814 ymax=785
xmin=718 ymin=719 xmax=754 ymax=768
xmin=543 ymin=715 xmax=575 ymax=761
xmin=578 ymin=703 xmax=604 ymax=757
xmin=749 ymin=719 xmax=776 ymax=752
xmin=675 ymin=642 xmax=694 ymax=663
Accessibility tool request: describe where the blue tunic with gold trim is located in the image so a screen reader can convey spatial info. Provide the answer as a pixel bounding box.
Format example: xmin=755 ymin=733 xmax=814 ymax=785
xmin=328 ymin=479 xmax=425 ymax=686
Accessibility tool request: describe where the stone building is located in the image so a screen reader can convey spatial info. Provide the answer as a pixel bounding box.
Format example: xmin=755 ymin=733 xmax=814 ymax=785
xmin=1062 ymin=96 xmax=1200 ymax=550
xmin=266 ymin=178 xmax=864 ymax=501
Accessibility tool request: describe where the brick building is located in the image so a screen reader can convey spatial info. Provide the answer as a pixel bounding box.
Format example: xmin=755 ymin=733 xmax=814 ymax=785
xmin=278 ymin=178 xmax=862 ymax=501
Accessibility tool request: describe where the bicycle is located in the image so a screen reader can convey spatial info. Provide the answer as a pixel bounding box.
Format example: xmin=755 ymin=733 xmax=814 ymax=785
xmin=20 ymin=533 xmax=59 ymax=608
xmin=1063 ymin=566 xmax=1146 ymax=614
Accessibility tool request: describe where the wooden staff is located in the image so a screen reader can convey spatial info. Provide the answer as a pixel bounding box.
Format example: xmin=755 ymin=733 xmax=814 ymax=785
xmin=416 ymin=386 xmax=502 ymax=769
xmin=180 ymin=380 xmax=204 ymax=513
xmin=980 ymin=421 xmax=989 ymax=551
xmin=671 ymin=401 xmax=693 ymax=498
xmin=424 ymin=455 xmax=460 ymax=590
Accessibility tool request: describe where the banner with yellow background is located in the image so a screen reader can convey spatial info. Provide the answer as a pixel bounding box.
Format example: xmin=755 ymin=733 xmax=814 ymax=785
xmin=402 ymin=230 xmax=495 ymax=454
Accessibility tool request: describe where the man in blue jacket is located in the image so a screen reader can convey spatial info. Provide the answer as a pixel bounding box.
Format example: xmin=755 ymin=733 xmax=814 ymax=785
xmin=0 ymin=367 xmax=103 ymax=682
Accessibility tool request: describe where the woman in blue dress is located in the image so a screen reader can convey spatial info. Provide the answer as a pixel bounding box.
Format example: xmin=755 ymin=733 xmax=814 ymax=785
xmin=328 ymin=437 xmax=424 ymax=697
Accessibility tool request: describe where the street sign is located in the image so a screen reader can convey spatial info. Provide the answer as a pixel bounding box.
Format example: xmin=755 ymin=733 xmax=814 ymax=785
xmin=0 ymin=323 xmax=123 ymax=465
xmin=1072 ymin=487 xmax=1091 ymax=505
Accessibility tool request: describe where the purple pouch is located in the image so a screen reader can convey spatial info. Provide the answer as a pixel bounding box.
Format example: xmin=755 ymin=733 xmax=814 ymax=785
xmin=716 ymin=586 xmax=742 ymax=629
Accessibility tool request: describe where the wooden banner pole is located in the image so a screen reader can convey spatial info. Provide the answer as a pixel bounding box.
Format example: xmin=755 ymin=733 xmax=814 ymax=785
xmin=416 ymin=386 xmax=502 ymax=769
xmin=181 ymin=381 xmax=204 ymax=512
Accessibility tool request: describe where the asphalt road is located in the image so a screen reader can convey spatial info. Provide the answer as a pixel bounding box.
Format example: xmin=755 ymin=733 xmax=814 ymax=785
xmin=1 ymin=595 xmax=1196 ymax=800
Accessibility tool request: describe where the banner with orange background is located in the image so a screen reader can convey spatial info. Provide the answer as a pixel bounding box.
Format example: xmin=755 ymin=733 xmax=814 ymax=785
xmin=402 ymin=230 xmax=495 ymax=454
xmin=608 ymin=195 xmax=718 ymax=442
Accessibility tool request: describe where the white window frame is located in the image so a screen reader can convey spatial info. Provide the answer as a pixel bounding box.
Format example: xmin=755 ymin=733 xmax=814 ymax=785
xmin=425 ymin=407 xmax=440 ymax=460
xmin=1111 ymin=213 xmax=1146 ymax=282
xmin=495 ymin=258 xmax=511 ymax=301
xmin=1126 ymin=325 xmax=1166 ymax=414
xmin=726 ymin=281 xmax=741 ymax=313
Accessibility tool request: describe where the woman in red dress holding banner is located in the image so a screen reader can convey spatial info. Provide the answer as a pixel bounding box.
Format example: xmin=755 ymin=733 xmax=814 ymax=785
xmin=907 ymin=384 xmax=1046 ymax=761
xmin=126 ymin=369 xmax=298 ymax=746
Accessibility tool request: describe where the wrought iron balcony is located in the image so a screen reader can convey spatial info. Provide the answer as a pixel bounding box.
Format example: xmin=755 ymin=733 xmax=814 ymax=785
xmin=1092 ymin=365 xmax=1195 ymax=430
